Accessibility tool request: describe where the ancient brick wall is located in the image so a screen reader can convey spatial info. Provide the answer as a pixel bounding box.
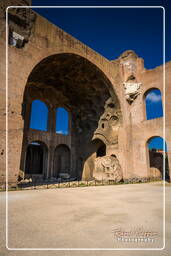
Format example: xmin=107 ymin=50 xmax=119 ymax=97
xmin=0 ymin=3 xmax=170 ymax=183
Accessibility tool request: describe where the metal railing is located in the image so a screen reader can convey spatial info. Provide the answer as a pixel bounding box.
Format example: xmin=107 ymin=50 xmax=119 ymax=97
xmin=0 ymin=177 xmax=163 ymax=192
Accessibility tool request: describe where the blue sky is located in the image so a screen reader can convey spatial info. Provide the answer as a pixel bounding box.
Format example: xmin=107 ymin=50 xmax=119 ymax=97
xmin=148 ymin=137 xmax=167 ymax=151
xmin=56 ymin=108 xmax=69 ymax=135
xmin=30 ymin=101 xmax=69 ymax=134
xmin=32 ymin=0 xmax=171 ymax=69
xmin=30 ymin=100 xmax=48 ymax=131
xmin=145 ymin=89 xmax=163 ymax=120
xmin=30 ymin=0 xmax=168 ymax=150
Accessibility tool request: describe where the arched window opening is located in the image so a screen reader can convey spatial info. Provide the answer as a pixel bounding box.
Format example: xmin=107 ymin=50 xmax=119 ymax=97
xmin=144 ymin=89 xmax=163 ymax=120
xmin=97 ymin=143 xmax=106 ymax=157
xmin=147 ymin=136 xmax=170 ymax=181
xmin=30 ymin=100 xmax=48 ymax=131
xmin=53 ymin=144 xmax=71 ymax=179
xmin=56 ymin=107 xmax=69 ymax=135
xmin=25 ymin=141 xmax=47 ymax=175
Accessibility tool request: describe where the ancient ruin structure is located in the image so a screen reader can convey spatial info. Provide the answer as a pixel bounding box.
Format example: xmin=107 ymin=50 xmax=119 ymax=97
xmin=0 ymin=1 xmax=171 ymax=184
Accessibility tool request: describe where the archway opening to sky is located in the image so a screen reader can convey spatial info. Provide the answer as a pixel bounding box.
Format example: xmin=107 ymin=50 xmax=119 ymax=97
xmin=30 ymin=100 xmax=48 ymax=131
xmin=145 ymin=89 xmax=163 ymax=120
xmin=21 ymin=53 xmax=121 ymax=182
xmin=56 ymin=107 xmax=69 ymax=135
xmin=147 ymin=136 xmax=170 ymax=181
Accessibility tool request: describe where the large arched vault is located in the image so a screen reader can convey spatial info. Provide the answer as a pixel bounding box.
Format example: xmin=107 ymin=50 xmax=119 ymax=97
xmin=21 ymin=53 xmax=122 ymax=180
xmin=1 ymin=4 xmax=170 ymax=184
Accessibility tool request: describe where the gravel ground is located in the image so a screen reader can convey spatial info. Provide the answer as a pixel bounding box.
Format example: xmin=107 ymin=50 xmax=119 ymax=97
xmin=0 ymin=182 xmax=171 ymax=256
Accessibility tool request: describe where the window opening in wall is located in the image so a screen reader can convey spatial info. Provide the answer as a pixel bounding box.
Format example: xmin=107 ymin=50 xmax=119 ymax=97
xmin=25 ymin=141 xmax=46 ymax=175
xmin=147 ymin=136 xmax=170 ymax=181
xmin=30 ymin=100 xmax=48 ymax=131
xmin=145 ymin=89 xmax=163 ymax=120
xmin=56 ymin=107 xmax=69 ymax=135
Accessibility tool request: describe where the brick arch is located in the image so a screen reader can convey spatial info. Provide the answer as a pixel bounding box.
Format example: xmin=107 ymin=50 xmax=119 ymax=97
xmin=21 ymin=48 xmax=119 ymax=102
xmin=145 ymin=136 xmax=170 ymax=181
xmin=24 ymin=140 xmax=48 ymax=179
xmin=53 ymin=144 xmax=71 ymax=178
xmin=144 ymin=87 xmax=162 ymax=95
xmin=25 ymin=52 xmax=120 ymax=107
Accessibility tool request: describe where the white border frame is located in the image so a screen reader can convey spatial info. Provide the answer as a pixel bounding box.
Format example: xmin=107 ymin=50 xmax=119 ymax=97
xmin=5 ymin=5 xmax=165 ymax=251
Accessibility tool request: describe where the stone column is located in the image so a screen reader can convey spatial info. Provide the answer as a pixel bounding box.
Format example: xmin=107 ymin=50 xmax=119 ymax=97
xmin=8 ymin=99 xmax=25 ymax=182
xmin=47 ymin=145 xmax=55 ymax=178
xmin=48 ymin=107 xmax=56 ymax=133
xmin=47 ymin=107 xmax=56 ymax=178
